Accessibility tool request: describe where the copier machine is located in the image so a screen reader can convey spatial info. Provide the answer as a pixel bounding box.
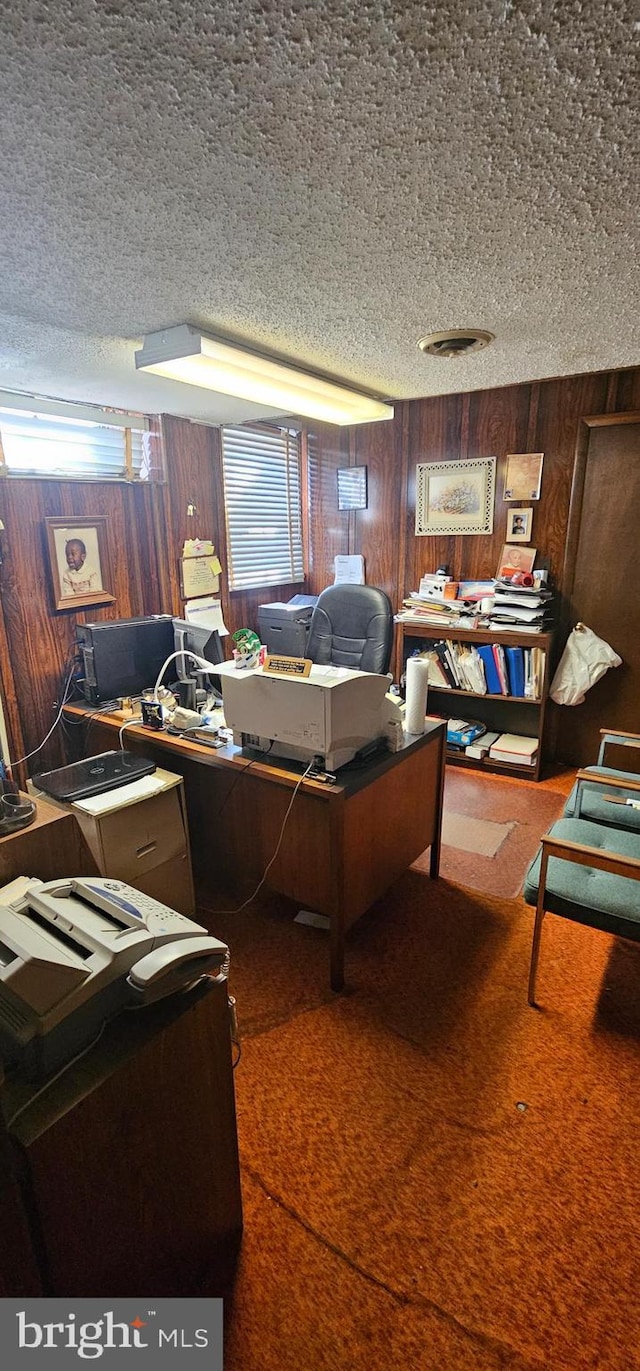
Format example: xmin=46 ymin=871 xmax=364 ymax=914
xmin=257 ymin=595 xmax=317 ymax=658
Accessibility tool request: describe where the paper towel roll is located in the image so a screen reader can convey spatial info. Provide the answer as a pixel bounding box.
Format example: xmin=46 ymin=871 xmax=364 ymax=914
xmin=405 ymin=656 xmax=430 ymax=734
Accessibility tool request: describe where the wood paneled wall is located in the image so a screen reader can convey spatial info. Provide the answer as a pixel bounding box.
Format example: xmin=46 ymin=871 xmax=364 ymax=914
xmin=307 ymin=367 xmax=640 ymax=600
xmin=0 ymin=413 xmax=313 ymax=780
xmin=305 ymin=366 xmax=640 ymax=696
xmin=0 ymin=364 xmax=638 ymax=780
xmin=0 ymin=476 xmax=172 ymax=778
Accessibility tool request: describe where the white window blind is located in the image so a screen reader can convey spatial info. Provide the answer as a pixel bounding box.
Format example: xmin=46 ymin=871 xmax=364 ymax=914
xmin=0 ymin=392 xmax=151 ymax=481
xmin=221 ymin=424 xmax=305 ymax=590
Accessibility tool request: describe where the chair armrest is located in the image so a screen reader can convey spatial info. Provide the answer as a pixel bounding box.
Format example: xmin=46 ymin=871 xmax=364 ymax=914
xmin=574 ymin=769 xmax=640 ymax=817
xmin=540 ymin=832 xmax=640 ymax=881
xmin=576 ymin=769 xmax=640 ymax=790
xmin=597 ymin=729 xmax=640 ymax=766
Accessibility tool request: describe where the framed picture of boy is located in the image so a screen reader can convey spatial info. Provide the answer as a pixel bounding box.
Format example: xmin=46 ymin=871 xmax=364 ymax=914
xmin=506 ymin=507 xmax=533 ymax=542
xmin=45 ymin=516 xmax=116 ymax=611
xmin=496 ymin=543 xmax=537 ymax=578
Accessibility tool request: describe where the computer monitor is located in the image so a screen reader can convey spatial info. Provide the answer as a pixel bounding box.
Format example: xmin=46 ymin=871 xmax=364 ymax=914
xmin=217 ymin=661 xmax=391 ymax=771
xmin=172 ymin=618 xmax=226 ymax=699
xmin=77 ymin=616 xmax=176 ymax=704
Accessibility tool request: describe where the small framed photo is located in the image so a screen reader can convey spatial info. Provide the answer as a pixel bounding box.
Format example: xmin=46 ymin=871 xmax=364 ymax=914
xmin=337 ymin=465 xmax=368 ymax=511
xmin=45 ymin=516 xmax=116 ymax=612
xmin=506 ymin=507 xmax=533 ymax=542
xmin=415 ymin=456 xmax=496 ymax=535
xmin=496 ymin=544 xmax=537 ymax=578
xmin=503 ymin=452 xmax=544 ymax=501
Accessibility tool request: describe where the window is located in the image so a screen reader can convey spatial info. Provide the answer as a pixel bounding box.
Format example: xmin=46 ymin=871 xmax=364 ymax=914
xmin=221 ymin=424 xmax=305 ymax=590
xmin=0 ymin=392 xmax=155 ymax=481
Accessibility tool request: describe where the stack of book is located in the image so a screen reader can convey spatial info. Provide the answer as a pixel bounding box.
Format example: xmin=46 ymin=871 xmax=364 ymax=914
xmin=410 ymin=641 xmax=486 ymax=691
xmin=409 ymin=640 xmax=544 ymax=699
xmin=488 ymin=581 xmax=555 ymax=633
xmin=488 ymin=733 xmax=539 ymax=767
xmin=476 ymin=642 xmax=544 ymax=697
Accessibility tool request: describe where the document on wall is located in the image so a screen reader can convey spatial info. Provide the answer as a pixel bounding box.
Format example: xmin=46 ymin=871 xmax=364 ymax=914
xmin=180 ymin=538 xmax=223 ymax=598
xmin=184 ymin=596 xmax=230 ymax=636
xmin=334 ymin=554 xmax=365 ymax=585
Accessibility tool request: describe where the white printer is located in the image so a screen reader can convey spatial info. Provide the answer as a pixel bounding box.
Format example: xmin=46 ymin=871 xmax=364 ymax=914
xmin=218 ymin=660 xmax=394 ymax=771
xmin=0 ymin=876 xmax=229 ymax=1079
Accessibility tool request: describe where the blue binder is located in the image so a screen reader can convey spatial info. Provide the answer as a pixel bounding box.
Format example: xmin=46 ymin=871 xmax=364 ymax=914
xmin=505 ymin=646 xmax=525 ymax=697
xmin=477 ymin=644 xmax=502 ymax=695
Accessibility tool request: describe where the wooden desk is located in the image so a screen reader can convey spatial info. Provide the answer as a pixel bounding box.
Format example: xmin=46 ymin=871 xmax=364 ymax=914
xmin=63 ymin=707 xmax=446 ymax=990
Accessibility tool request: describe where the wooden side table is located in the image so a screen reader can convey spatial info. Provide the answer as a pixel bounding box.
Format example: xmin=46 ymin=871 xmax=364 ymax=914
xmin=2 ymin=978 xmax=242 ymax=1296
xmin=0 ymin=793 xmax=98 ymax=887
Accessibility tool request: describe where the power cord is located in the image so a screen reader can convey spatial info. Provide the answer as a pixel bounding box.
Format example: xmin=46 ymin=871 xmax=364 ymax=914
xmin=4 ymin=1019 xmax=109 ymax=1130
xmin=210 ymin=740 xmax=274 ymax=825
xmin=118 ymin=718 xmax=144 ymax=751
xmin=7 ymin=660 xmax=77 ymax=773
xmin=215 ymin=757 xmax=316 ymax=915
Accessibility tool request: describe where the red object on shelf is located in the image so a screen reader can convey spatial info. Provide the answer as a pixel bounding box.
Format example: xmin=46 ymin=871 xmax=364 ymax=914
xmin=508 ymin=571 xmax=534 ymax=587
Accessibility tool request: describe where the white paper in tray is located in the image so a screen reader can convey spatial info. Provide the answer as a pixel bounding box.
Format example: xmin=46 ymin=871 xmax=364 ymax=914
xmin=73 ymin=775 xmax=166 ymax=814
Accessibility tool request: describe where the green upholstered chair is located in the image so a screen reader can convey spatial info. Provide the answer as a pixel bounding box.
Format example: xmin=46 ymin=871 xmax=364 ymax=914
xmin=523 ymin=803 xmax=640 ymax=1006
xmin=563 ymin=728 xmax=640 ymax=833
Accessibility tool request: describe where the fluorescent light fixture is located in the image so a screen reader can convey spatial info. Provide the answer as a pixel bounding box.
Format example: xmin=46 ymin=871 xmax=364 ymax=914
xmin=135 ymin=325 xmax=394 ymax=426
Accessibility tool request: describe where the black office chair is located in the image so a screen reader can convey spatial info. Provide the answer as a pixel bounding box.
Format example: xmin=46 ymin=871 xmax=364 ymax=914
xmin=306 ymin=584 xmax=394 ymax=674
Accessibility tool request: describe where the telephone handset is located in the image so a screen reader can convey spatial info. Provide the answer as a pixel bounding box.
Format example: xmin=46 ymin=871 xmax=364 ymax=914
xmin=127 ymin=937 xmax=226 ymax=1004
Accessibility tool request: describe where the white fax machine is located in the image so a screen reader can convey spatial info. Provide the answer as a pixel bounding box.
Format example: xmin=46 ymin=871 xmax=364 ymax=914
xmin=0 ymin=876 xmax=229 ymax=1079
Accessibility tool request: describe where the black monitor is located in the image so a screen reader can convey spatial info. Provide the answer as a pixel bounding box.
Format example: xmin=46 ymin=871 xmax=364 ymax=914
xmin=77 ymin=616 xmax=176 ymax=705
xmin=172 ymin=618 xmax=225 ymax=698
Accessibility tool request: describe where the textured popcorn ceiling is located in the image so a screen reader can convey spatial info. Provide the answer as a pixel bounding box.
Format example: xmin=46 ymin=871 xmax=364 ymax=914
xmin=0 ymin=0 xmax=637 ymax=424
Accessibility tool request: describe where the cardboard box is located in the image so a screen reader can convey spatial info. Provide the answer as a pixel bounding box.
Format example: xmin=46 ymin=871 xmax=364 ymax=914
xmin=28 ymin=769 xmax=195 ymax=916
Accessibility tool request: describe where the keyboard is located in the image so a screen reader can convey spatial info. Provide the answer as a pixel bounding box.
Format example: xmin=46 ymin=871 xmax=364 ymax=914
xmin=31 ymin=752 xmax=156 ymax=803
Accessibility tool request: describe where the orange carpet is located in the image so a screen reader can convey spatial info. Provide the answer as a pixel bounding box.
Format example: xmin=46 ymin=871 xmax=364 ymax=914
xmin=200 ymin=772 xmax=640 ymax=1371
xmin=415 ymin=768 xmax=567 ymax=897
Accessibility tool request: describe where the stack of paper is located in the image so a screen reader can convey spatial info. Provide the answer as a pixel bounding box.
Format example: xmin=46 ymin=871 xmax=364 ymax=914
xmin=396 ymin=594 xmax=479 ymax=628
xmin=489 ymin=582 xmax=555 ymax=633
xmin=465 ymin=730 xmax=501 ymax=759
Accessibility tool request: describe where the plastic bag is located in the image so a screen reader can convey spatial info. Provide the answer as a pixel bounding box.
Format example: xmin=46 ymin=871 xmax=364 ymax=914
xmin=550 ymin=623 xmax=622 ymax=706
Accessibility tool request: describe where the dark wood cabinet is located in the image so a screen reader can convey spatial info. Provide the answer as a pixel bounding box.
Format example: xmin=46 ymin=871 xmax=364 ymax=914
xmin=1 ymin=980 xmax=242 ymax=1297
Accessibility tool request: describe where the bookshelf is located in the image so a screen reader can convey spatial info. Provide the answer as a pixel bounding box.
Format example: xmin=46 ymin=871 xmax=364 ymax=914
xmin=398 ymin=622 xmax=554 ymax=781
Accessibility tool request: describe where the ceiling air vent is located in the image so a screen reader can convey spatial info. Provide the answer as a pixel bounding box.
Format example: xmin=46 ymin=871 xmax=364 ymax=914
xmin=417 ymin=329 xmax=494 ymax=357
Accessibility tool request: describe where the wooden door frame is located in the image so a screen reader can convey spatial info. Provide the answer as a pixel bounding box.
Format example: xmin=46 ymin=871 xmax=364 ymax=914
xmin=561 ymin=411 xmax=640 ymax=607
xmin=548 ymin=412 xmax=640 ymax=764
